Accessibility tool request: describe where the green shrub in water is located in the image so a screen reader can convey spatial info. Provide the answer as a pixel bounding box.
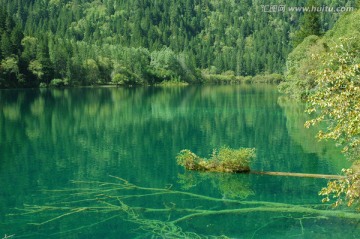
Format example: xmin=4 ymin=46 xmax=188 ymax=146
xmin=177 ymin=147 xmax=256 ymax=173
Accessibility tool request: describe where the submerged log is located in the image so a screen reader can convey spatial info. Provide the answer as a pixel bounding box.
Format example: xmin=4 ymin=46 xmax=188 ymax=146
xmin=251 ymin=171 xmax=345 ymax=179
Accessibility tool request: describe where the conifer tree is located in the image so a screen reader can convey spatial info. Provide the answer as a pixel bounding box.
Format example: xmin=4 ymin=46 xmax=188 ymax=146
xmin=292 ymin=0 xmax=321 ymax=47
xmin=1 ymin=32 xmax=12 ymax=57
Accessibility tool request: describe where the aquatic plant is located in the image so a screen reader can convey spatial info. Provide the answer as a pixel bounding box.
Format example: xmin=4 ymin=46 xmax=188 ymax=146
xmin=176 ymin=147 xmax=256 ymax=173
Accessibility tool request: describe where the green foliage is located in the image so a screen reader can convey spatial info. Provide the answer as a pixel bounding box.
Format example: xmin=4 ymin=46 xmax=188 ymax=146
xmin=1 ymin=56 xmax=19 ymax=74
xmin=279 ymin=35 xmax=325 ymax=99
xmin=147 ymin=48 xmax=181 ymax=83
xmin=202 ymin=72 xmax=283 ymax=85
xmin=49 ymin=78 xmax=69 ymax=87
xmin=39 ymin=82 xmax=47 ymax=88
xmin=248 ymin=74 xmax=284 ymax=84
xmin=28 ymin=59 xmax=43 ymax=80
xmin=111 ymin=73 xmax=126 ymax=85
xmin=111 ymin=67 xmax=143 ymax=86
xmin=303 ymin=38 xmax=360 ymax=210
xmin=119 ymin=73 xmax=142 ymax=86
xmin=325 ymin=9 xmax=360 ymax=39
xmin=320 ymin=167 xmax=360 ymax=210
xmin=281 ymin=9 xmax=360 ymax=100
xmin=1 ymin=32 xmax=12 ymax=57
xmin=286 ymin=11 xmax=360 ymax=210
xmin=176 ymin=149 xmax=207 ymax=171
xmin=305 ymin=36 xmax=360 ymax=154
xmin=280 ymin=8 xmax=360 ymax=210
xmin=0 ymin=56 xmax=21 ymax=87
xmin=83 ymin=58 xmax=100 ymax=85
xmin=214 ymin=147 xmax=255 ymax=173
xmin=202 ymin=73 xmax=236 ymax=84
xmin=176 ymin=147 xmax=256 ymax=173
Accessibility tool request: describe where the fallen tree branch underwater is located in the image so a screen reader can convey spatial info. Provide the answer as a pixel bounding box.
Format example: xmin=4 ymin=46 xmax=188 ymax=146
xmin=13 ymin=176 xmax=359 ymax=238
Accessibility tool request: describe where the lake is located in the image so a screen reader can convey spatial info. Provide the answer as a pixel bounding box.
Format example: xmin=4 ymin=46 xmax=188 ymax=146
xmin=0 ymin=85 xmax=358 ymax=239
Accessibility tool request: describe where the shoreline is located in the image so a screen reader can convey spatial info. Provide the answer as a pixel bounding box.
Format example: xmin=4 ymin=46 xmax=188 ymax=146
xmin=0 ymin=73 xmax=284 ymax=90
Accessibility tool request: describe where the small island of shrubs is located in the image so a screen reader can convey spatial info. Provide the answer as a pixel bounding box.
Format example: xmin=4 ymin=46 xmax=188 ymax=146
xmin=176 ymin=147 xmax=256 ymax=173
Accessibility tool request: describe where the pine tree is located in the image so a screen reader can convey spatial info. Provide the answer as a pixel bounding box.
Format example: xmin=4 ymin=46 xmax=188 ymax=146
xmin=10 ymin=23 xmax=23 ymax=55
xmin=1 ymin=32 xmax=12 ymax=57
xmin=36 ymin=38 xmax=54 ymax=84
xmin=292 ymin=0 xmax=321 ymax=47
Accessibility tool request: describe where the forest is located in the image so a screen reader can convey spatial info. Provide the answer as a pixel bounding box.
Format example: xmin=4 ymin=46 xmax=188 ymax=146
xmin=0 ymin=0 xmax=354 ymax=88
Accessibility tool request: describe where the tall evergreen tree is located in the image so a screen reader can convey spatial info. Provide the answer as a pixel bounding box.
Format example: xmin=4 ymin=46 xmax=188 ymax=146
xmin=1 ymin=32 xmax=12 ymax=57
xmin=292 ymin=0 xmax=321 ymax=47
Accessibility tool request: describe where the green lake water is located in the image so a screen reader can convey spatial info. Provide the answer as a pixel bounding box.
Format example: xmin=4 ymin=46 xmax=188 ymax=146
xmin=0 ymin=85 xmax=358 ymax=238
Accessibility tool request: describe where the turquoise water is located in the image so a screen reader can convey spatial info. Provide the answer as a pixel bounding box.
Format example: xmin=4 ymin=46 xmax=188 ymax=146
xmin=0 ymin=85 xmax=358 ymax=238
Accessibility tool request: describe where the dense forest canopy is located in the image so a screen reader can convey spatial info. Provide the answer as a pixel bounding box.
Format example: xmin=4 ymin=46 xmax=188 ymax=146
xmin=0 ymin=0 xmax=356 ymax=88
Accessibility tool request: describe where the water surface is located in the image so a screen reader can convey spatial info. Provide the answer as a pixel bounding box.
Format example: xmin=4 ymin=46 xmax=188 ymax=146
xmin=0 ymin=85 xmax=357 ymax=238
